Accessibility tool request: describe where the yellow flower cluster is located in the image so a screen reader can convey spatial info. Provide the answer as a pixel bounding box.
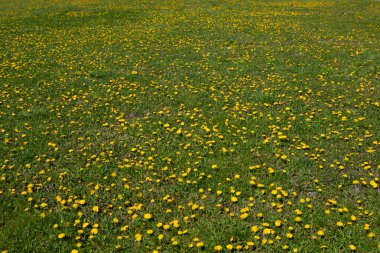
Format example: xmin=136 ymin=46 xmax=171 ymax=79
xmin=0 ymin=0 xmax=378 ymax=252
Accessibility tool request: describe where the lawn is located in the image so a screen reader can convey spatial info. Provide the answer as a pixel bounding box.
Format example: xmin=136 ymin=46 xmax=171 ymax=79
xmin=0 ymin=0 xmax=379 ymax=252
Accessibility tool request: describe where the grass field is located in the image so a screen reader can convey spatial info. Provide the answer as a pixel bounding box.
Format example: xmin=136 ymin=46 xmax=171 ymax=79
xmin=0 ymin=0 xmax=379 ymax=252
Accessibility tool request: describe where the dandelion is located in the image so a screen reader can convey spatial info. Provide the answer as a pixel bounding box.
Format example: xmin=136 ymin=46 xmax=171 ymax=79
xmin=370 ymin=181 xmax=378 ymax=188
xmin=214 ymin=245 xmax=223 ymax=251
xmin=144 ymin=213 xmax=152 ymax=220
xmin=368 ymin=232 xmax=375 ymax=238
xmin=263 ymin=228 xmax=271 ymax=235
xmin=251 ymin=226 xmax=259 ymax=233
xmin=231 ymin=196 xmax=238 ymax=202
xmin=240 ymin=213 xmax=248 ymax=219
xmin=135 ymin=233 xmax=142 ymax=241
xmin=196 ymin=242 xmax=204 ymax=247
xmin=317 ymin=230 xmax=325 ymax=236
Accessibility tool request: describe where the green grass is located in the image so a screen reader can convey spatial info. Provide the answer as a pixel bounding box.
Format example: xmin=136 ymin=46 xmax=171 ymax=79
xmin=0 ymin=0 xmax=379 ymax=252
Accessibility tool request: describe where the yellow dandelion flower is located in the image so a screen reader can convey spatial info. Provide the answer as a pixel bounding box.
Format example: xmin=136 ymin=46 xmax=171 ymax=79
xmin=135 ymin=233 xmax=142 ymax=241
xmin=214 ymin=245 xmax=223 ymax=251
xmin=240 ymin=213 xmax=248 ymax=219
xmin=251 ymin=226 xmax=259 ymax=233
xmin=317 ymin=230 xmax=325 ymax=236
xmin=263 ymin=228 xmax=271 ymax=235
xmin=90 ymin=228 xmax=98 ymax=235
xmin=196 ymin=242 xmax=204 ymax=247
xmin=368 ymin=232 xmax=375 ymax=238
xmin=144 ymin=213 xmax=152 ymax=219
xmin=370 ymin=181 xmax=378 ymax=188
xmin=286 ymin=233 xmax=293 ymax=238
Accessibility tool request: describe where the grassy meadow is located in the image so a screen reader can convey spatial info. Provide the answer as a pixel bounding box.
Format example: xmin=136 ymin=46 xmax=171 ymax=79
xmin=0 ymin=0 xmax=379 ymax=252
